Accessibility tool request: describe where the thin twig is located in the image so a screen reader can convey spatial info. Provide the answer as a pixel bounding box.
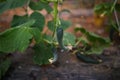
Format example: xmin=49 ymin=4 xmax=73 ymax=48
xmin=111 ymin=0 xmax=117 ymax=12
xmin=114 ymin=9 xmax=120 ymax=32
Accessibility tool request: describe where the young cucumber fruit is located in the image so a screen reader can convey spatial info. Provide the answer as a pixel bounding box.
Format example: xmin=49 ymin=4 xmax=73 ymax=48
xmin=49 ymin=47 xmax=58 ymax=63
xmin=76 ymin=52 xmax=101 ymax=64
xmin=56 ymin=27 xmax=67 ymax=51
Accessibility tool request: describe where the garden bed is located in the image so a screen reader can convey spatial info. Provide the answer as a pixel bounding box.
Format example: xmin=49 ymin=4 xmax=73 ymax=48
xmin=2 ymin=46 xmax=120 ymax=80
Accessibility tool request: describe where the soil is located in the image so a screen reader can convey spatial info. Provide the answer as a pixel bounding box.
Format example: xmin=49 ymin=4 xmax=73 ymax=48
xmin=2 ymin=46 xmax=120 ymax=80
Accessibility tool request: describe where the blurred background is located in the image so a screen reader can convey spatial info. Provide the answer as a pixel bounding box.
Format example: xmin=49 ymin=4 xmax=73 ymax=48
xmin=0 ymin=0 xmax=120 ymax=36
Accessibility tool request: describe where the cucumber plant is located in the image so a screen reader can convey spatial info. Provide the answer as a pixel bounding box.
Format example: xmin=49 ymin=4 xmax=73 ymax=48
xmin=74 ymin=27 xmax=110 ymax=63
xmin=0 ymin=0 xmax=75 ymax=66
xmin=75 ymin=27 xmax=110 ymax=54
xmin=94 ymin=0 xmax=120 ymax=42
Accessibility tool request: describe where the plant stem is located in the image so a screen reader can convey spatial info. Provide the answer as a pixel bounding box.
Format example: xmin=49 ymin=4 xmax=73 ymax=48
xmin=111 ymin=0 xmax=117 ymax=12
xmin=52 ymin=1 xmax=59 ymax=41
xmin=25 ymin=0 xmax=30 ymax=16
xmin=114 ymin=9 xmax=120 ymax=32
xmin=111 ymin=0 xmax=120 ymax=33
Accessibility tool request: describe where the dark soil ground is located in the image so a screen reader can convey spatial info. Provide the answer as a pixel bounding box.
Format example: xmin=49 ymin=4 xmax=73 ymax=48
xmin=2 ymin=46 xmax=120 ymax=80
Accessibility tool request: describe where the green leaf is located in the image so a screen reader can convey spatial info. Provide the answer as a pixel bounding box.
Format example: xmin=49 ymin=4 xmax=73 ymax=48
xmin=0 ymin=0 xmax=29 ymax=14
xmin=11 ymin=15 xmax=29 ymax=27
xmin=0 ymin=20 xmax=35 ymax=53
xmin=94 ymin=2 xmax=120 ymax=14
xmin=75 ymin=27 xmax=110 ymax=44
xmin=0 ymin=58 xmax=11 ymax=80
xmin=17 ymin=20 xmax=35 ymax=28
xmin=30 ymin=12 xmax=45 ymax=31
xmin=33 ymin=42 xmax=53 ymax=65
xmin=86 ymin=32 xmax=108 ymax=43
xmin=43 ymin=3 xmax=53 ymax=13
xmin=63 ymin=32 xmax=76 ymax=46
xmin=0 ymin=2 xmax=9 ymax=14
xmin=75 ymin=27 xmax=110 ymax=54
xmin=47 ymin=19 xmax=71 ymax=31
xmin=29 ymin=1 xmax=53 ymax=13
xmin=86 ymin=44 xmax=109 ymax=55
xmin=75 ymin=27 xmax=86 ymax=33
xmin=59 ymin=19 xmax=71 ymax=30
xmin=29 ymin=28 xmax=41 ymax=44
xmin=0 ymin=0 xmax=6 ymax=2
xmin=29 ymin=1 xmax=43 ymax=11
xmin=77 ymin=37 xmax=89 ymax=46
xmin=43 ymin=34 xmax=53 ymax=44
xmin=47 ymin=20 xmax=54 ymax=31
xmin=94 ymin=2 xmax=112 ymax=15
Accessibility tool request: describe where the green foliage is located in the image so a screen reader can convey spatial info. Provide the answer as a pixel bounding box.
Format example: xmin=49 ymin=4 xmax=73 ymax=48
xmin=43 ymin=34 xmax=53 ymax=44
xmin=11 ymin=12 xmax=45 ymax=31
xmin=94 ymin=1 xmax=120 ymax=43
xmin=0 ymin=0 xmax=51 ymax=65
xmin=0 ymin=0 xmax=114 ymax=67
xmin=47 ymin=19 xmax=71 ymax=31
xmin=29 ymin=28 xmax=41 ymax=44
xmin=11 ymin=15 xmax=29 ymax=27
xmin=30 ymin=12 xmax=45 ymax=31
xmin=33 ymin=42 xmax=53 ymax=65
xmin=0 ymin=0 xmax=29 ymax=14
xmin=0 ymin=20 xmax=35 ymax=53
xmin=29 ymin=1 xmax=53 ymax=13
xmin=0 ymin=58 xmax=11 ymax=80
xmin=75 ymin=27 xmax=110 ymax=54
xmin=63 ymin=32 xmax=76 ymax=46
xmin=43 ymin=32 xmax=76 ymax=47
xmin=94 ymin=2 xmax=120 ymax=16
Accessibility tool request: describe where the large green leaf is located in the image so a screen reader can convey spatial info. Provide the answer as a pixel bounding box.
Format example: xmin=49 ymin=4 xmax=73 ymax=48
xmin=29 ymin=1 xmax=53 ymax=13
xmin=75 ymin=27 xmax=110 ymax=44
xmin=75 ymin=27 xmax=110 ymax=54
xmin=11 ymin=15 xmax=29 ymax=27
xmin=63 ymin=32 xmax=76 ymax=46
xmin=11 ymin=12 xmax=45 ymax=32
xmin=86 ymin=44 xmax=109 ymax=55
xmin=11 ymin=14 xmax=42 ymax=43
xmin=30 ymin=12 xmax=45 ymax=31
xmin=29 ymin=28 xmax=41 ymax=44
xmin=0 ymin=0 xmax=29 ymax=14
xmin=16 ymin=20 xmax=35 ymax=28
xmin=33 ymin=42 xmax=53 ymax=65
xmin=0 ymin=20 xmax=35 ymax=53
xmin=47 ymin=19 xmax=71 ymax=31
xmin=0 ymin=58 xmax=11 ymax=80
